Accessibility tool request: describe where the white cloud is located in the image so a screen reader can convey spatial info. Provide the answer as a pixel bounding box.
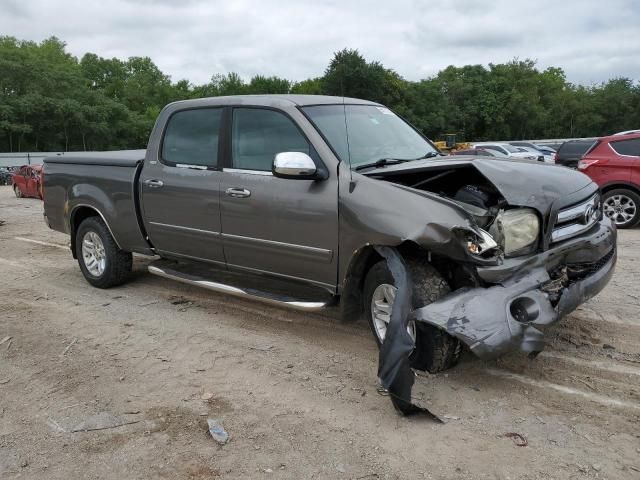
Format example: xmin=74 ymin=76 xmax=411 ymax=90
xmin=1 ymin=0 xmax=638 ymax=85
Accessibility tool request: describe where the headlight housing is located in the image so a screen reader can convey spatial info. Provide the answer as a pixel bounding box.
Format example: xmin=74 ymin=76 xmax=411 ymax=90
xmin=489 ymin=208 xmax=540 ymax=256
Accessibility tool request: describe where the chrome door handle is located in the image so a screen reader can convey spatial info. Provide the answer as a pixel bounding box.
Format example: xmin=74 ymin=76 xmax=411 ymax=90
xmin=144 ymin=179 xmax=164 ymax=188
xmin=225 ymin=187 xmax=251 ymax=198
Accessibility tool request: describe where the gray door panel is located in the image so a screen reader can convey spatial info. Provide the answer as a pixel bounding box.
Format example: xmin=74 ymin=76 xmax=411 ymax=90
xmin=219 ymin=169 xmax=338 ymax=288
xmin=140 ymin=107 xmax=224 ymax=263
xmin=141 ymin=164 xmax=224 ymax=263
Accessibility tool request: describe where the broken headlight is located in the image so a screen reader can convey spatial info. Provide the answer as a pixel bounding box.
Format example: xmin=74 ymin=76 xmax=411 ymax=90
xmin=466 ymin=228 xmax=499 ymax=256
xmin=489 ymin=208 xmax=540 ymax=256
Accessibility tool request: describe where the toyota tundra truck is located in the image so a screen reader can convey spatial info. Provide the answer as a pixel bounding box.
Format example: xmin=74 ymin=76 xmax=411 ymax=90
xmin=43 ymin=95 xmax=617 ymax=372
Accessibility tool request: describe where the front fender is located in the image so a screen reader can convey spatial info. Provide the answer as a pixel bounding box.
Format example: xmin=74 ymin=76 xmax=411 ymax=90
xmin=338 ymin=170 xmax=492 ymax=290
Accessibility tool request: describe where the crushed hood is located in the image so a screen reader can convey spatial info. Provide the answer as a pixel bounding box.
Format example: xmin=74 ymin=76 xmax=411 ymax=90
xmin=364 ymin=156 xmax=596 ymax=214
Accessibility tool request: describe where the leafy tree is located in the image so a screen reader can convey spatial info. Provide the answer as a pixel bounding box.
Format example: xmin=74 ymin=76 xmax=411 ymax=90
xmin=291 ymin=77 xmax=323 ymax=95
xmin=246 ymin=75 xmax=291 ymax=94
xmin=1 ymin=39 xmax=639 ymax=152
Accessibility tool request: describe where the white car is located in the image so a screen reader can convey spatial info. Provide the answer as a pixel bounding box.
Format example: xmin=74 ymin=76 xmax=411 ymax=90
xmin=513 ymin=146 xmax=554 ymax=163
xmin=471 ymin=143 xmax=539 ymax=161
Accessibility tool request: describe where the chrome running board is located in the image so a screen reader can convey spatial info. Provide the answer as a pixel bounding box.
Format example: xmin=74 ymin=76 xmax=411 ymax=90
xmin=148 ymin=261 xmax=329 ymax=312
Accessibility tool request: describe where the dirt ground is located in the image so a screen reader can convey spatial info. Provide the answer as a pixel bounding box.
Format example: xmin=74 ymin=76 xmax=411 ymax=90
xmin=1 ymin=185 xmax=639 ymax=480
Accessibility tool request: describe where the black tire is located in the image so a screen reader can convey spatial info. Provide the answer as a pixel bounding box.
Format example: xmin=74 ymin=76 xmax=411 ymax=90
xmin=75 ymin=216 xmax=132 ymax=288
xmin=14 ymin=185 xmax=22 ymax=198
xmin=363 ymin=257 xmax=461 ymax=373
xmin=602 ymin=189 xmax=640 ymax=229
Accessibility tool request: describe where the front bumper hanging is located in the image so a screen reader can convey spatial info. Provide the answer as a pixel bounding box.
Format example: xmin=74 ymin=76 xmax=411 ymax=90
xmin=374 ymin=218 xmax=616 ymax=416
xmin=415 ymin=218 xmax=617 ymax=359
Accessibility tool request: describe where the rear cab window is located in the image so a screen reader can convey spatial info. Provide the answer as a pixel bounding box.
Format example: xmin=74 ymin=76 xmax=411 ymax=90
xmin=161 ymin=108 xmax=223 ymax=169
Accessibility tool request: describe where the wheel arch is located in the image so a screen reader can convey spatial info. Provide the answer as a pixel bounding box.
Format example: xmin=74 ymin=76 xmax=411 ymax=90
xmin=340 ymin=245 xmax=383 ymax=321
xmin=69 ymin=205 xmax=121 ymax=258
xmin=340 ymin=240 xmax=474 ymax=321
xmin=600 ymin=182 xmax=640 ymax=196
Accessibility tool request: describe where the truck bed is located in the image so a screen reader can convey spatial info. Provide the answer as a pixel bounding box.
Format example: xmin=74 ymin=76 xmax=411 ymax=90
xmin=44 ymin=149 xmax=146 ymax=167
xmin=43 ymin=150 xmax=151 ymax=255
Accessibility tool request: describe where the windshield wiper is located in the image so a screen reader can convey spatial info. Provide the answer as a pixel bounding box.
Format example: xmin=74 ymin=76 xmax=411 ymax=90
xmin=354 ymin=158 xmax=411 ymax=171
xmin=414 ymin=151 xmax=440 ymax=160
xmin=354 ymin=151 xmax=441 ymax=171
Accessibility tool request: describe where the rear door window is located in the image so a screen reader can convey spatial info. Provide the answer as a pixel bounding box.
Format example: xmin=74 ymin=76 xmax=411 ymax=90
xmin=610 ymin=138 xmax=640 ymax=156
xmin=231 ymin=108 xmax=310 ymax=171
xmin=161 ymin=108 xmax=223 ymax=168
xmin=558 ymin=140 xmax=597 ymax=157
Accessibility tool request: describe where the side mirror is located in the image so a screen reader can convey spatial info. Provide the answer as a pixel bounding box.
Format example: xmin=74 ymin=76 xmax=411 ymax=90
xmin=272 ymin=152 xmax=318 ymax=179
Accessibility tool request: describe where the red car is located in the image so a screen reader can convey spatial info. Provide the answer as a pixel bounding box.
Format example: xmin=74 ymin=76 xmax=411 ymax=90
xmin=578 ymin=132 xmax=640 ymax=228
xmin=11 ymin=164 xmax=44 ymax=200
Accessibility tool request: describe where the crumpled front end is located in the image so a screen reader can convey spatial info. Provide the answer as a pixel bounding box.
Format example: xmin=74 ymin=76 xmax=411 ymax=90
xmin=413 ymin=217 xmax=617 ymax=359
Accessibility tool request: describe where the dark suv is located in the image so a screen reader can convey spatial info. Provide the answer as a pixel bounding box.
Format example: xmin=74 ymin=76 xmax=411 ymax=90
xmin=554 ymin=139 xmax=598 ymax=168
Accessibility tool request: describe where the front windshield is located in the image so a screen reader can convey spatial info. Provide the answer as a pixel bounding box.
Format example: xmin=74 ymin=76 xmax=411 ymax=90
xmin=302 ymin=105 xmax=437 ymax=169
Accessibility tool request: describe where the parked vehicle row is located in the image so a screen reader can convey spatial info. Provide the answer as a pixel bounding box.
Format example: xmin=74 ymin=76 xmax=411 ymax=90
xmin=470 ymin=142 xmax=543 ymax=161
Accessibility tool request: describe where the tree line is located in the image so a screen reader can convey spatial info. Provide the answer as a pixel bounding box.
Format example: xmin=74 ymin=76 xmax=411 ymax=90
xmin=1 ymin=36 xmax=639 ymax=153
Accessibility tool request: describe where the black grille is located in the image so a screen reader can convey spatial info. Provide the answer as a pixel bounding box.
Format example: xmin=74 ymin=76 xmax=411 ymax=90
xmin=566 ymin=248 xmax=615 ymax=281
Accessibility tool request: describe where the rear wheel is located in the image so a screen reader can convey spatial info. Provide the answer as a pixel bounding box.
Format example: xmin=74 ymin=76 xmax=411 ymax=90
xmin=363 ymin=257 xmax=461 ymax=372
xmin=14 ymin=185 xmax=22 ymax=198
xmin=602 ymin=189 xmax=640 ymax=229
xmin=76 ymin=216 xmax=132 ymax=288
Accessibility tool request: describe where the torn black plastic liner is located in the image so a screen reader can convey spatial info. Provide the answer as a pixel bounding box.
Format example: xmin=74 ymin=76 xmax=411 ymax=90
xmin=374 ymin=246 xmax=442 ymax=419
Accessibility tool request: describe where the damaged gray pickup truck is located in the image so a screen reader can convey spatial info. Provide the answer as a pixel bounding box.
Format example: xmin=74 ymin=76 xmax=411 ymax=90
xmin=43 ymin=95 xmax=617 ymax=376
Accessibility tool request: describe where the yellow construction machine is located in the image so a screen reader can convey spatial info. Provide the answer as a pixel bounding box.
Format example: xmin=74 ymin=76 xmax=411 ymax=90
xmin=433 ymin=133 xmax=471 ymax=153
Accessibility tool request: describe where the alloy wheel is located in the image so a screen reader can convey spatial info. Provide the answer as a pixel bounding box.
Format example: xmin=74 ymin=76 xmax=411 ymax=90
xmin=370 ymin=283 xmax=416 ymax=343
xmin=81 ymin=231 xmax=106 ymax=277
xmin=603 ymin=194 xmax=636 ymax=226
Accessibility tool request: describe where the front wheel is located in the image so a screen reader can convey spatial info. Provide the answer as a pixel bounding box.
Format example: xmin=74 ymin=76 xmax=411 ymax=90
xmin=363 ymin=257 xmax=461 ymax=373
xmin=76 ymin=216 xmax=132 ymax=288
xmin=602 ymin=189 xmax=640 ymax=229
xmin=14 ymin=185 xmax=22 ymax=198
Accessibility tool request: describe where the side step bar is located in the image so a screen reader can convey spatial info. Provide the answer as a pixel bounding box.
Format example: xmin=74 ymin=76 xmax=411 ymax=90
xmin=148 ymin=262 xmax=329 ymax=312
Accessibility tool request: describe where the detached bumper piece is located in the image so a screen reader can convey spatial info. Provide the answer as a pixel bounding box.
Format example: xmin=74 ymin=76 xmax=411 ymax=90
xmin=414 ymin=247 xmax=616 ymax=360
xmin=374 ymin=246 xmax=443 ymax=418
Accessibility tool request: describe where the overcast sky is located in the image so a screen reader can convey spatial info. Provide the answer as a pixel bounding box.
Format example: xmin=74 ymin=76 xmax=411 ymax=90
xmin=2 ymin=0 xmax=639 ymax=86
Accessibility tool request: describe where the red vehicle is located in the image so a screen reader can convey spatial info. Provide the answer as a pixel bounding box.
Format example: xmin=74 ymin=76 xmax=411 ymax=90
xmin=11 ymin=164 xmax=44 ymax=200
xmin=578 ymin=132 xmax=640 ymax=228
